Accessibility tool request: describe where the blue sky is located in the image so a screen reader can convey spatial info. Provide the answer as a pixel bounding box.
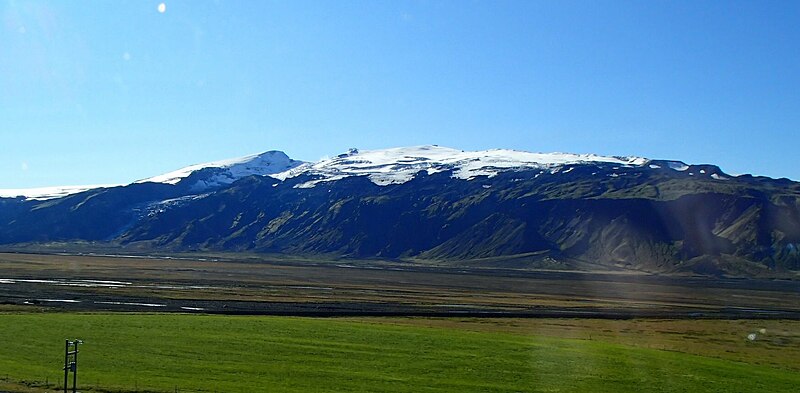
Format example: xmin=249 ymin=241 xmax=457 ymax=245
xmin=2 ymin=0 xmax=799 ymax=188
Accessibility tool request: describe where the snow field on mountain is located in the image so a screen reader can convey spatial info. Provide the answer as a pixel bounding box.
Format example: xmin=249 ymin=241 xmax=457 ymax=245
xmin=278 ymin=145 xmax=648 ymax=188
xmin=0 ymin=185 xmax=119 ymax=200
xmin=1 ymin=145 xmax=698 ymax=199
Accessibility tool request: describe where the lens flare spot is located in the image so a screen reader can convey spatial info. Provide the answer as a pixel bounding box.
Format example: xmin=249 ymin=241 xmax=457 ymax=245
xmin=157 ymin=3 xmax=166 ymax=13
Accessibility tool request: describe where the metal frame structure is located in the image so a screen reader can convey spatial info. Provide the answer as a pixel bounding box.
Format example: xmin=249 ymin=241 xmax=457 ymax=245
xmin=63 ymin=339 xmax=83 ymax=393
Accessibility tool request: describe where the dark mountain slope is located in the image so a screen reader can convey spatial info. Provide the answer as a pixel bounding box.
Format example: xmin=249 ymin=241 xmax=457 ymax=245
xmin=107 ymin=165 xmax=800 ymax=275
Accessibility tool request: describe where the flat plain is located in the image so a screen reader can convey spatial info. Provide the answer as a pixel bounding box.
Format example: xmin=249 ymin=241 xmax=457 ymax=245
xmin=1 ymin=252 xmax=798 ymax=317
xmin=0 ymin=252 xmax=798 ymax=392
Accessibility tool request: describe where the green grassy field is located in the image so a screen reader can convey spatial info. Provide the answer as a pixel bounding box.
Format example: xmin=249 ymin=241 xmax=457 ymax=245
xmin=0 ymin=313 xmax=798 ymax=392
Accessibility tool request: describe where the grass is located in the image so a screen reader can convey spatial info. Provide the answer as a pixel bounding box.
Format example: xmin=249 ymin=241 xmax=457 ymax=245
xmin=359 ymin=317 xmax=800 ymax=372
xmin=0 ymin=313 xmax=798 ymax=392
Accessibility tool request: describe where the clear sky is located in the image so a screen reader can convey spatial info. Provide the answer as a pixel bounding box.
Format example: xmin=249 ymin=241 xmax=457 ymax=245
xmin=2 ymin=0 xmax=799 ymax=188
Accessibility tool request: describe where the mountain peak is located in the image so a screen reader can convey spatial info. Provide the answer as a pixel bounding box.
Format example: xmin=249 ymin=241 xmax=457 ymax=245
xmin=137 ymin=150 xmax=304 ymax=187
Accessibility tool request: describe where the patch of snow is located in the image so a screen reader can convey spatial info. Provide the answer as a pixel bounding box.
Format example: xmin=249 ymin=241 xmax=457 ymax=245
xmin=711 ymin=173 xmax=728 ymax=180
xmin=667 ymin=161 xmax=690 ymax=171
xmin=649 ymin=164 xmax=661 ymax=169
xmin=145 ymin=193 xmax=210 ymax=216
xmin=0 ymin=184 xmax=118 ymax=201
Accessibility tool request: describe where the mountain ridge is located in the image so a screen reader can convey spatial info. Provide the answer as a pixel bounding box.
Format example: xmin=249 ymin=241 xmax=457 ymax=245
xmin=1 ymin=145 xmax=726 ymax=200
xmin=1 ymin=146 xmax=798 ymax=277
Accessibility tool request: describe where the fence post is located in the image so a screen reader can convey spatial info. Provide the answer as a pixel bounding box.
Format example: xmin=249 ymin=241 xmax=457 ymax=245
xmin=63 ymin=340 xmax=69 ymax=393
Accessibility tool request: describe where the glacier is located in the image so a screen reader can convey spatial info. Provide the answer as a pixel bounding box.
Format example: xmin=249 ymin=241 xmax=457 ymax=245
xmin=1 ymin=146 xmax=707 ymax=200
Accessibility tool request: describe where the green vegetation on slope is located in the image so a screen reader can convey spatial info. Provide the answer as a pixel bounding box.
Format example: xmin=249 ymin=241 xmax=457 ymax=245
xmin=0 ymin=313 xmax=798 ymax=392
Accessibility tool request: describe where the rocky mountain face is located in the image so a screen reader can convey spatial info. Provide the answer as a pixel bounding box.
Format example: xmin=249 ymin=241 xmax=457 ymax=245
xmin=1 ymin=146 xmax=799 ymax=276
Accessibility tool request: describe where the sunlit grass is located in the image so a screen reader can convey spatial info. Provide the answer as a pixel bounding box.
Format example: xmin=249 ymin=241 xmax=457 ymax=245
xmin=0 ymin=313 xmax=798 ymax=392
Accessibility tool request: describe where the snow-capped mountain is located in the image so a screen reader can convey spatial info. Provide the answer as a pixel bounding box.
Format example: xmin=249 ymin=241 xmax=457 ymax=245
xmin=0 ymin=151 xmax=304 ymax=200
xmin=0 ymin=146 xmax=730 ymax=201
xmin=137 ymin=150 xmax=304 ymax=190
xmin=134 ymin=144 xmax=655 ymax=190
xmin=275 ymin=146 xmax=649 ymax=188
xmin=1 ymin=145 xmax=798 ymax=277
xmin=142 ymin=145 xmax=656 ymax=189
